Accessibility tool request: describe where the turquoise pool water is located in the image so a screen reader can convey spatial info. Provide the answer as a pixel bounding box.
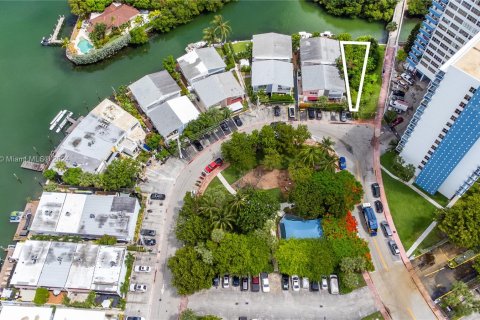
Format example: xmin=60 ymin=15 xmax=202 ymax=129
xmin=279 ymin=215 xmax=323 ymax=239
xmin=77 ymin=37 xmax=93 ymax=54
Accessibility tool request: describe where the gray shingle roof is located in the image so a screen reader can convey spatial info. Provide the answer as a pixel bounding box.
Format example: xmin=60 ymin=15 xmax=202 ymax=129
xmin=128 ymin=71 xmax=181 ymax=113
xmin=148 ymin=96 xmax=199 ymax=138
xmin=302 ymin=64 xmax=345 ymax=92
xmin=252 ymin=33 xmax=292 ymax=60
xmin=177 ymin=47 xmax=226 ymax=83
xmin=300 ymin=37 xmax=341 ymax=65
xmin=192 ymin=72 xmax=244 ymax=108
xmin=251 ymin=60 xmax=293 ymax=88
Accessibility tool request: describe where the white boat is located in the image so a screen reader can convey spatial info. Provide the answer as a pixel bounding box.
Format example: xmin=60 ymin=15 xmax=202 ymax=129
xmin=321 ymin=31 xmax=334 ymax=38
xmin=49 ymin=110 xmax=66 ymax=130
xmin=185 ymin=41 xmax=207 ymax=52
xmin=299 ymin=31 xmax=312 ymax=39
xmin=56 ymin=117 xmax=68 ymax=133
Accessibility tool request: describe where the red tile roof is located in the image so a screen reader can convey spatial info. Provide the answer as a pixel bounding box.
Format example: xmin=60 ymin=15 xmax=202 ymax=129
xmin=88 ymin=4 xmax=139 ymax=33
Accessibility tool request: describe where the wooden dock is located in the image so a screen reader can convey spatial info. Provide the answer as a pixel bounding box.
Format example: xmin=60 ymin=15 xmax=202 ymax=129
xmin=13 ymin=200 xmax=38 ymax=241
xmin=0 ymin=246 xmax=15 ymax=289
xmin=21 ymin=161 xmax=46 ymax=172
xmin=41 ymin=15 xmax=65 ymax=46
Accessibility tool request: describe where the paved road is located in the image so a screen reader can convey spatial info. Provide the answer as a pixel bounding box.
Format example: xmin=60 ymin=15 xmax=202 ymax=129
xmin=125 ymin=105 xmax=438 ymax=320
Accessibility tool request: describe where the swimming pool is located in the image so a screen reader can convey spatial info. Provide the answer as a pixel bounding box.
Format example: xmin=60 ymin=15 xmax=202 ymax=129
xmin=279 ymin=215 xmax=323 ymax=239
xmin=77 ymin=37 xmax=93 ymax=54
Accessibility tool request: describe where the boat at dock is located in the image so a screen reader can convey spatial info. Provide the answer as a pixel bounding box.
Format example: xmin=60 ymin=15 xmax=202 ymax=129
xmin=9 ymin=211 xmax=23 ymax=223
xmin=55 ymin=111 xmax=72 ymax=133
xmin=185 ymin=41 xmax=207 ymax=52
xmin=49 ymin=109 xmax=66 ymax=130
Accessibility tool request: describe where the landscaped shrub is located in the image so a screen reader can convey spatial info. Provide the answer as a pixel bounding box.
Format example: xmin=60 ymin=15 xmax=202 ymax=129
xmin=67 ymin=33 xmax=131 ymax=65
xmin=33 ymin=288 xmax=50 ymax=305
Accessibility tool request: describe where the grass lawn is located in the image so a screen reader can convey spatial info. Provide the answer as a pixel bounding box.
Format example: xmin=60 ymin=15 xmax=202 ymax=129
xmin=221 ymin=166 xmax=245 ymax=184
xmin=203 ymin=177 xmax=229 ymax=197
xmin=413 ymin=226 xmax=445 ymax=255
xmin=215 ymin=47 xmax=225 ymax=58
xmin=361 ymin=311 xmax=384 ymax=320
xmin=380 ymin=150 xmax=396 ymax=173
xmin=232 ymin=40 xmax=250 ymax=54
xmin=381 ymin=171 xmax=437 ymax=251
xmin=413 ymin=183 xmax=449 ymax=207
xmin=263 ymin=187 xmax=284 ymax=202
xmin=339 ymin=272 xmax=366 ymax=294
xmin=358 ymin=45 xmax=386 ymax=120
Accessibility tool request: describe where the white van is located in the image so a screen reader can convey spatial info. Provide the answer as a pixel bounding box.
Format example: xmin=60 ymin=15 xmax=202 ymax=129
xmin=389 ymin=99 xmax=408 ymax=113
xmin=329 ymin=275 xmax=339 ymax=295
xmin=288 ymin=106 xmax=295 ymax=118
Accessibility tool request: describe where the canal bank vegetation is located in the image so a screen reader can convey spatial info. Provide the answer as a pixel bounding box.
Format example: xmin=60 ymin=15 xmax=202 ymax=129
xmin=406 ymin=0 xmax=432 ymax=17
xmin=312 ymin=0 xmax=398 ymax=22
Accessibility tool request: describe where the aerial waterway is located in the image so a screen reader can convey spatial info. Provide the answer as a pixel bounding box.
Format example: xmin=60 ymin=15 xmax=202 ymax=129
xmin=0 ymin=0 xmax=416 ymax=251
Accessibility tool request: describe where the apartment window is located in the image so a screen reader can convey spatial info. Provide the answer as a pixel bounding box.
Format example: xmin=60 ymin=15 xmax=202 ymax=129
xmin=438 ymin=24 xmax=447 ymax=32
xmin=446 ymin=122 xmax=453 ymax=127
xmin=467 ymin=15 xmax=478 ymax=24
xmin=454 ymin=16 xmax=464 ymax=24
xmin=464 ymin=94 xmax=472 ymax=101
xmin=445 ymin=10 xmax=454 ymax=18
xmin=443 ymin=37 xmax=452 ymax=44
xmin=440 ymin=42 xmax=449 ymax=50
xmin=434 ymin=55 xmax=443 ymax=62
xmin=418 ymin=165 xmax=423 ymax=170
xmin=455 ymin=109 xmax=462 ymax=115
xmin=426 ymin=49 xmax=435 ymax=56
xmin=421 ymin=160 xmax=427 ymax=165
xmin=428 ymin=150 xmax=434 ymax=155
xmin=424 ymin=156 xmax=430 ymax=160
xmin=459 ymin=29 xmax=470 ymax=38
xmin=472 ymin=7 xmax=480 ymax=16
xmin=461 ymin=1 xmax=472 ymax=10
xmin=432 ymin=36 xmax=441 ymax=44
xmin=432 ymin=145 xmax=437 ymax=150
xmin=449 ymin=3 xmax=458 ymax=10
xmin=431 ymin=61 xmax=440 ymax=68
xmin=450 ymin=115 xmax=457 ymax=121
xmin=435 ymin=139 xmax=441 ymax=145
xmin=442 ymin=128 xmax=448 ymax=134
xmin=469 ymin=87 xmax=477 ymax=93
xmin=424 ymin=56 xmax=432 ymax=62
xmin=439 ymin=134 xmax=445 ymax=139
xmin=451 ymin=23 xmax=460 ymax=31
xmin=459 ymin=102 xmax=466 ymax=108
xmin=458 ymin=8 xmax=468 ymax=16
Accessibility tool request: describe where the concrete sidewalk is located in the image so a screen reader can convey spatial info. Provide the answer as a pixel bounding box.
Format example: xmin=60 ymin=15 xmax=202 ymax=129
xmin=217 ymin=172 xmax=237 ymax=194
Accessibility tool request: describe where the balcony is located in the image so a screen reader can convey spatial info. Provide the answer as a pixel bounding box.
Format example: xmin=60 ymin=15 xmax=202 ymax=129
xmin=421 ymin=21 xmax=434 ymax=32
xmin=432 ymin=1 xmax=446 ymax=11
xmin=406 ymin=57 xmax=418 ymax=67
xmin=419 ymin=28 xmax=432 ymax=39
xmin=429 ymin=7 xmax=442 ymax=18
xmin=412 ymin=46 xmax=423 ymax=57
xmin=426 ymin=14 xmax=439 ymax=25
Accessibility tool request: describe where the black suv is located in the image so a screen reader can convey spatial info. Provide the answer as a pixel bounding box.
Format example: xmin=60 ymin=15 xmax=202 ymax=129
xmin=233 ymin=116 xmax=243 ymax=127
xmin=374 ymin=200 xmax=383 ymax=213
xmin=192 ymin=140 xmax=203 ymax=152
xmin=144 ymin=238 xmax=156 ymax=246
xmin=274 ymin=106 xmax=280 ymax=117
xmin=308 ymin=108 xmax=315 ymax=119
xmin=310 ymin=281 xmax=320 ymax=291
xmin=371 ymin=183 xmax=381 ymax=198
xmin=281 ymin=274 xmax=289 ymax=290
xmin=141 ymin=229 xmax=156 ymax=237
xmin=220 ymin=122 xmax=230 ymax=133
xmin=150 ymin=193 xmax=165 ymax=200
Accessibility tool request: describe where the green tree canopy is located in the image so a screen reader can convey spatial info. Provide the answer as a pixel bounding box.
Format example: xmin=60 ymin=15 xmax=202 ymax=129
xmin=437 ymin=184 xmax=480 ymax=248
xmin=129 ymin=27 xmax=149 ymax=45
xmin=68 ymin=0 xmax=112 ymax=16
xmin=221 ymin=132 xmax=258 ymax=171
xmin=289 ymin=170 xmax=363 ymax=218
xmin=168 ymin=246 xmax=216 ymax=295
xmin=62 ymin=167 xmax=83 ymax=185
xmin=313 ymin=0 xmax=397 ymax=22
xmin=100 ymin=157 xmax=140 ymax=190
xmin=407 ymin=0 xmax=432 ymax=17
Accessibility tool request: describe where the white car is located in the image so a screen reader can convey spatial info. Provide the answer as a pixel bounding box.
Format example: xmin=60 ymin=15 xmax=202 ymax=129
xmin=401 ymin=73 xmax=414 ymax=85
xmin=129 ymin=283 xmax=147 ymax=292
xmin=261 ymin=275 xmax=270 ymax=292
xmin=291 ymin=275 xmax=300 ymax=291
xmin=321 ymin=276 xmax=328 ymax=290
xmin=301 ymin=277 xmax=310 ymax=290
xmin=134 ymin=265 xmax=151 ymax=273
xmin=223 ymin=275 xmax=230 ymax=288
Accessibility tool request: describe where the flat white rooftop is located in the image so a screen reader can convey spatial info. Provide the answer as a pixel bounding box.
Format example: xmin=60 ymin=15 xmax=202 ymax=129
xmin=0 ymin=305 xmax=53 ymax=320
xmin=52 ymin=308 xmax=107 ymax=320
xmin=30 ymin=192 xmax=140 ymax=242
xmin=10 ymin=241 xmax=127 ymax=295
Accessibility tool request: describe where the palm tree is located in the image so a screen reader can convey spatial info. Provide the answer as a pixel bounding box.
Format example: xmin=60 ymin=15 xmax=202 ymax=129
xmin=211 ymin=15 xmax=231 ymax=43
xmin=388 ymin=139 xmax=399 ymax=152
xmin=210 ymin=208 xmax=235 ymax=231
xmin=318 ymin=137 xmax=335 ymax=154
xmin=319 ymin=154 xmax=338 ymax=172
xmin=202 ymin=26 xmax=218 ymax=45
xmin=227 ymin=192 xmax=248 ymax=214
xmin=199 ymin=193 xmax=220 ymax=218
xmin=61 ymin=37 xmax=70 ymax=49
xmin=54 ymin=160 xmax=68 ymax=173
xmin=298 ymin=146 xmax=324 ymax=168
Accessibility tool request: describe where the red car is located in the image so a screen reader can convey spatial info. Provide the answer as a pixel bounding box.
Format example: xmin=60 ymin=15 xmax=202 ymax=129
xmin=204 ymin=158 xmax=223 ymax=173
xmin=391 ymin=117 xmax=404 ymax=127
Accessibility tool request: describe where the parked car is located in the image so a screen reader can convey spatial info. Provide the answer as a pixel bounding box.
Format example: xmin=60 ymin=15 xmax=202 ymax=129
xmin=310 ymin=281 xmax=320 ymax=291
xmin=308 ymin=108 xmax=315 ymax=119
xmin=401 ymin=73 xmax=414 ymax=85
xmin=251 ymin=275 xmax=260 ymax=292
xmin=281 ymin=274 xmax=289 ymax=290
xmin=212 ymin=275 xmax=220 ymax=287
xmin=321 ymin=276 xmax=328 ymax=290
xmin=340 ymin=110 xmax=347 ymax=122
xmin=126 ymin=317 xmax=145 ymax=320
xmin=205 ymin=158 xmax=223 ymax=173
xmin=223 ymin=275 xmax=230 ymax=288
xmin=220 ymin=122 xmax=230 ymax=133
xmin=329 ymin=275 xmax=339 ymax=294
xmin=316 ymin=109 xmax=322 ymax=119
xmin=150 ymin=193 xmax=165 ymax=200
xmin=192 ymin=140 xmax=203 ymax=151
xmin=391 ymin=117 xmax=404 ymax=127
xmin=339 ymin=156 xmax=346 ymax=170
xmin=134 ymin=265 xmax=151 ymax=273
xmin=274 ymin=105 xmax=281 ymax=117
xmin=371 ymin=183 xmax=380 ymax=198
xmin=140 ymin=229 xmax=156 ymax=237
xmin=301 ymin=277 xmax=310 ymax=290
xmin=381 ymin=221 xmax=393 ymax=237
xmin=388 ymin=240 xmax=400 ymax=255
xmin=392 ymin=90 xmax=406 ymax=98
xmin=291 ymin=275 xmax=300 ymax=291
xmin=143 ymin=238 xmax=156 ymax=246
xmin=232 ymin=276 xmax=240 ymax=287
xmin=233 ymin=115 xmax=243 ymax=127
xmin=241 ymin=277 xmax=249 ymax=291
xmin=129 ymin=283 xmax=147 ymax=292
xmin=261 ymin=272 xmax=270 ymax=292
xmin=288 ymin=106 xmax=295 ymax=118
xmin=374 ymin=200 xmax=383 ymax=213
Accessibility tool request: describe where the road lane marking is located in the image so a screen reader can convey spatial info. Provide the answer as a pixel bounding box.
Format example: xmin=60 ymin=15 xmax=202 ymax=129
xmin=373 ymin=237 xmax=389 ymax=271
xmin=407 ymin=307 xmax=417 ymax=320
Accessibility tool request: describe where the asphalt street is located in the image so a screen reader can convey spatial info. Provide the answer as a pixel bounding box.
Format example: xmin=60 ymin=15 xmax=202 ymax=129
xmin=125 ymin=105 xmax=435 ymax=320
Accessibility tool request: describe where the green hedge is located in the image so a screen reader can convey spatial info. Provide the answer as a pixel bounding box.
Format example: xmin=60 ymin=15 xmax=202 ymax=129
xmin=67 ymin=33 xmax=131 ymax=65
